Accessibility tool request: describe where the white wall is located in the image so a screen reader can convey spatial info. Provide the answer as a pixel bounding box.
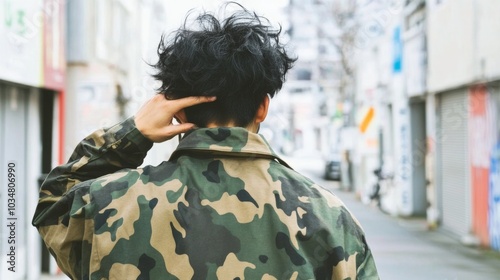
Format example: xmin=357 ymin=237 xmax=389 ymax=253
xmin=428 ymin=0 xmax=500 ymax=85
xmin=0 ymin=0 xmax=44 ymax=87
xmin=477 ymin=0 xmax=500 ymax=81
xmin=427 ymin=0 xmax=475 ymax=92
xmin=403 ymin=13 xmax=426 ymax=97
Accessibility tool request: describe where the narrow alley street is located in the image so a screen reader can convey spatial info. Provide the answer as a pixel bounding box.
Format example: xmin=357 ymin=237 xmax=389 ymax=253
xmin=287 ymin=155 xmax=500 ymax=280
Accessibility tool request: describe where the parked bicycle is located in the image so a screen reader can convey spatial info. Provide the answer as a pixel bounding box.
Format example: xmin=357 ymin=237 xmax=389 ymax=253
xmin=368 ymin=167 xmax=395 ymax=214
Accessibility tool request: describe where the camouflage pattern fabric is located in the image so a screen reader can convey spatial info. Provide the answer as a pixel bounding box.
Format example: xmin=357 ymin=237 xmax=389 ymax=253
xmin=32 ymin=117 xmax=379 ymax=280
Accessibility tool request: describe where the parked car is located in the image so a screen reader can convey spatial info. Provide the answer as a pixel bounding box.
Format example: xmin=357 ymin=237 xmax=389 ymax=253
xmin=323 ymin=152 xmax=342 ymax=181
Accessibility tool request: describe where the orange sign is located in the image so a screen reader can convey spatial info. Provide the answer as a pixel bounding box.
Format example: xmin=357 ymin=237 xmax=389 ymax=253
xmin=360 ymin=107 xmax=375 ymax=133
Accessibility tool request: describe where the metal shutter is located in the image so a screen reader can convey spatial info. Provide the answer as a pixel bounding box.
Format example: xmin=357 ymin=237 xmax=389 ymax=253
xmin=438 ymin=89 xmax=470 ymax=237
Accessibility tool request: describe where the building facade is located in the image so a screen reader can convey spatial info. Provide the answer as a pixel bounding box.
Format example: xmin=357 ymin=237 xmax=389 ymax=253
xmin=427 ymin=0 xmax=500 ymax=249
xmin=65 ymin=0 xmax=177 ymax=169
xmin=352 ymin=0 xmax=500 ymax=251
xmin=0 ymin=0 xmax=176 ymax=278
xmin=0 ymin=0 xmax=65 ymax=279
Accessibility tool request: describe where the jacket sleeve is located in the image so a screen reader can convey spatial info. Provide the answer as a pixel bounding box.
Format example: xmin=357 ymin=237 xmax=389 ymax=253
xmin=355 ymin=243 xmax=379 ymax=280
xmin=324 ymin=201 xmax=380 ymax=280
xmin=31 ymin=117 xmax=153 ymax=278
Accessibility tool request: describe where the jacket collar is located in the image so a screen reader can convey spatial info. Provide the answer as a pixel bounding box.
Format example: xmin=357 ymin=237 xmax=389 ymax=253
xmin=169 ymin=127 xmax=292 ymax=168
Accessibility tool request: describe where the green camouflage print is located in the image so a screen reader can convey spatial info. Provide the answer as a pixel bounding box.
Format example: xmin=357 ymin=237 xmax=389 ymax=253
xmin=33 ymin=117 xmax=379 ymax=280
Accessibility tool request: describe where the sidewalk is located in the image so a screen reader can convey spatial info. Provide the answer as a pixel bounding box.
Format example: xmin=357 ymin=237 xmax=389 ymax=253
xmin=289 ymin=156 xmax=500 ymax=280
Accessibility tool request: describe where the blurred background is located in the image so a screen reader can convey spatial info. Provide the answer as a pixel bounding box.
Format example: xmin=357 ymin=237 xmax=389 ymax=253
xmin=1 ymin=0 xmax=500 ymax=279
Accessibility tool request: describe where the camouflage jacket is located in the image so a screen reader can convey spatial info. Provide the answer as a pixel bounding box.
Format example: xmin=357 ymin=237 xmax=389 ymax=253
xmin=32 ymin=117 xmax=379 ymax=280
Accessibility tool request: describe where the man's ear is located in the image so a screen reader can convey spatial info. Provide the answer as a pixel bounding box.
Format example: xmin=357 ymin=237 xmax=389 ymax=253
xmin=255 ymin=95 xmax=270 ymax=123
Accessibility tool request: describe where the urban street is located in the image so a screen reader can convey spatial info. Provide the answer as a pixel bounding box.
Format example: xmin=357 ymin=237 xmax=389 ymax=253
xmin=2 ymin=0 xmax=500 ymax=278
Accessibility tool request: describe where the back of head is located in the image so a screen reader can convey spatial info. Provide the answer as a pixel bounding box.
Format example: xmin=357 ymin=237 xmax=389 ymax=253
xmin=152 ymin=3 xmax=296 ymax=127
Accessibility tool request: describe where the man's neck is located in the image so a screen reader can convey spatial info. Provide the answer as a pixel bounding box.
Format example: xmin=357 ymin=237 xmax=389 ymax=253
xmin=205 ymin=121 xmax=259 ymax=133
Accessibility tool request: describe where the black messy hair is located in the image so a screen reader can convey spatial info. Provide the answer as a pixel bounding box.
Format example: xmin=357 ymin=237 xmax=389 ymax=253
xmin=151 ymin=2 xmax=296 ymax=127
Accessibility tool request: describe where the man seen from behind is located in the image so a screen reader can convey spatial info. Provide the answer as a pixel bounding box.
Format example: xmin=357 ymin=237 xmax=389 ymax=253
xmin=32 ymin=4 xmax=379 ymax=279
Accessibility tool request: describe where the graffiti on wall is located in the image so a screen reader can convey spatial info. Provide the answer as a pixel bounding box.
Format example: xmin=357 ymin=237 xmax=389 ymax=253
xmin=490 ymin=142 xmax=500 ymax=251
xmin=469 ymin=86 xmax=495 ymax=246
